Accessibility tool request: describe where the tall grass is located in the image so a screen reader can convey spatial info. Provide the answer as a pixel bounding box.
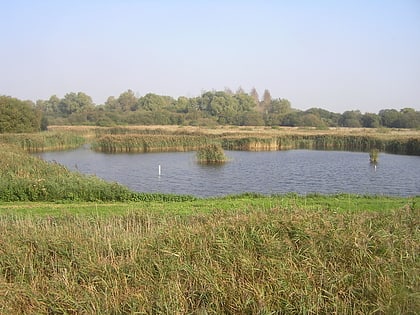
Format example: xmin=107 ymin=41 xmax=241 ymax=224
xmin=196 ymin=144 xmax=228 ymax=164
xmin=91 ymin=134 xmax=216 ymax=153
xmin=89 ymin=127 xmax=420 ymax=155
xmin=11 ymin=126 xmax=417 ymax=155
xmin=0 ymin=202 xmax=418 ymax=314
xmin=0 ymin=132 xmax=86 ymax=152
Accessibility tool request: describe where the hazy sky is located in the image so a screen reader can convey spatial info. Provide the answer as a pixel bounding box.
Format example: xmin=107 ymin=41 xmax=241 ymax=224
xmin=1 ymin=0 xmax=419 ymax=113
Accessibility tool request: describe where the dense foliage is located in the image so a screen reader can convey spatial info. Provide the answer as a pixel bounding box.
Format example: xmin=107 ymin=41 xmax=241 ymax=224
xmin=1 ymin=89 xmax=419 ymax=132
xmin=0 ymin=96 xmax=44 ymax=133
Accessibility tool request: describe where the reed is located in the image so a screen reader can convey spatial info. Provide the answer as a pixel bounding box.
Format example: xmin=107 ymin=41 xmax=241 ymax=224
xmin=87 ymin=126 xmax=420 ymax=155
xmin=91 ymin=134 xmax=215 ymax=153
xmin=3 ymin=126 xmax=418 ymax=155
xmin=0 ymin=132 xmax=86 ymax=152
xmin=0 ymin=199 xmax=417 ymax=314
xmin=369 ymin=148 xmax=379 ymax=163
xmin=196 ymin=144 xmax=228 ymax=164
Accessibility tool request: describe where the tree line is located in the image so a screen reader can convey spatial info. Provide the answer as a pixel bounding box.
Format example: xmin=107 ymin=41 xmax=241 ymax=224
xmin=1 ymin=88 xmax=419 ymax=133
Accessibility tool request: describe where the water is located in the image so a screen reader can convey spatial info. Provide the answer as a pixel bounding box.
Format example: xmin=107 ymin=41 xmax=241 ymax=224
xmin=36 ymin=148 xmax=420 ymax=197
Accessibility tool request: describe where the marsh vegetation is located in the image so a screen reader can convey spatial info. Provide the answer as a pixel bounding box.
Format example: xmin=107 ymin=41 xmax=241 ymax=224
xmin=196 ymin=144 xmax=228 ymax=164
xmin=0 ymin=126 xmax=419 ymax=313
xmin=0 ymin=196 xmax=418 ymax=314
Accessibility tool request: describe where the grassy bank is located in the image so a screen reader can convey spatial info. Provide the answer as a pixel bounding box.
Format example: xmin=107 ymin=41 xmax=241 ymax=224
xmin=0 ymin=196 xmax=418 ymax=314
xmin=0 ymin=143 xmax=195 ymax=202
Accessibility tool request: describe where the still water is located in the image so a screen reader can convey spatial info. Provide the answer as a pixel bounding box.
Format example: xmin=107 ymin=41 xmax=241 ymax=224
xmin=37 ymin=148 xmax=420 ymax=197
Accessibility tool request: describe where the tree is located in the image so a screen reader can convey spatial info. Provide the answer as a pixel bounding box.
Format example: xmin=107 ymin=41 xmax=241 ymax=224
xmin=398 ymin=108 xmax=420 ymax=128
xmin=281 ymin=111 xmax=303 ymax=126
xmin=138 ymin=93 xmax=174 ymax=111
xmin=361 ymin=113 xmax=380 ymax=128
xmin=233 ymin=93 xmax=256 ymax=112
xmin=305 ymin=108 xmax=341 ymax=127
xmin=58 ymin=92 xmax=94 ymax=117
xmin=0 ymin=96 xmax=42 ymax=133
xmin=104 ymin=96 xmax=118 ymax=112
xmin=250 ymin=87 xmax=260 ymax=108
xmin=268 ymin=98 xmax=291 ymax=115
xmin=238 ymin=111 xmax=264 ymax=126
xmin=379 ymin=109 xmax=400 ymax=128
xmin=301 ymin=113 xmax=324 ymax=127
xmin=339 ymin=110 xmax=362 ymax=128
xmin=262 ymin=89 xmax=272 ymax=110
xmin=116 ymin=90 xmax=138 ymax=111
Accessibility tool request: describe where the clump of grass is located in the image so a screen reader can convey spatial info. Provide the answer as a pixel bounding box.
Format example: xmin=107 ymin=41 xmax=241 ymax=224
xmin=0 ymin=202 xmax=418 ymax=313
xmin=196 ymin=144 xmax=228 ymax=164
xmin=369 ymin=148 xmax=379 ymax=163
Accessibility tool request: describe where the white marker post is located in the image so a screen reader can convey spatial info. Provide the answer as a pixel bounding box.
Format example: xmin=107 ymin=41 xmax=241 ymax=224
xmin=158 ymin=164 xmax=161 ymax=176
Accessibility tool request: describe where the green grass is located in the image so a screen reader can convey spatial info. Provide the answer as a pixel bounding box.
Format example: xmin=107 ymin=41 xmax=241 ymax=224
xmin=0 ymin=196 xmax=418 ymax=314
xmin=1 ymin=193 xmax=416 ymax=217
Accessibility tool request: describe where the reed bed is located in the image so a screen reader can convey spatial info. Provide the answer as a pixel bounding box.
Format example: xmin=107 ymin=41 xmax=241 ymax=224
xmin=91 ymin=134 xmax=217 ymax=153
xmin=0 ymin=132 xmax=86 ymax=152
xmin=0 ymin=202 xmax=418 ymax=314
xmin=92 ymin=132 xmax=420 ymax=155
xmin=43 ymin=125 xmax=420 ymax=155
xmin=48 ymin=124 xmax=420 ymax=138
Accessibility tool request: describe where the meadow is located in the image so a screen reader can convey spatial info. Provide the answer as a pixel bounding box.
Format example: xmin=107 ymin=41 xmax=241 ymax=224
xmin=0 ymin=127 xmax=419 ymax=313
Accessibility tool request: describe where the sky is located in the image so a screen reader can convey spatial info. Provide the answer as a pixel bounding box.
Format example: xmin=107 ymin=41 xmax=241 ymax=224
xmin=1 ymin=0 xmax=419 ymax=113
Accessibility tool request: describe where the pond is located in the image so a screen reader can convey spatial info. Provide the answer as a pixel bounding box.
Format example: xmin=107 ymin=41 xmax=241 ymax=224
xmin=36 ymin=148 xmax=420 ymax=197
